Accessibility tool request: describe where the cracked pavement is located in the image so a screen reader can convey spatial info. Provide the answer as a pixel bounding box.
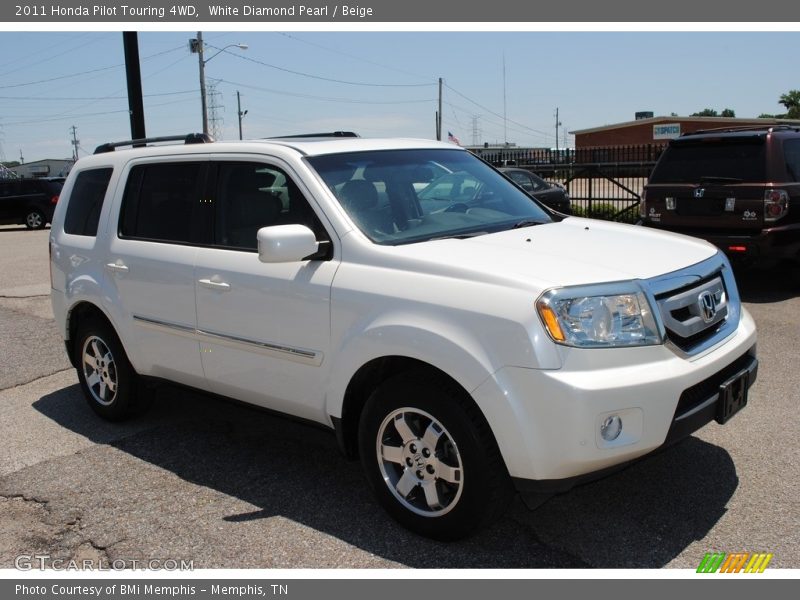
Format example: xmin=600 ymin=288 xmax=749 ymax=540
xmin=0 ymin=226 xmax=798 ymax=569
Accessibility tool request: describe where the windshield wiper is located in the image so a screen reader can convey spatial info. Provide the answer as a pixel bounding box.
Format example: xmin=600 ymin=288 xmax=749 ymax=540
xmin=430 ymin=231 xmax=488 ymax=241
xmin=512 ymin=219 xmax=546 ymax=229
xmin=699 ymin=176 xmax=743 ymax=184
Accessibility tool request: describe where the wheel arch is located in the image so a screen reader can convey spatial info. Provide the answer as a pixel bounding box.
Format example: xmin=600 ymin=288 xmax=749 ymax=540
xmin=65 ymin=301 xmax=118 ymax=368
xmin=333 ymin=356 xmax=497 ymax=462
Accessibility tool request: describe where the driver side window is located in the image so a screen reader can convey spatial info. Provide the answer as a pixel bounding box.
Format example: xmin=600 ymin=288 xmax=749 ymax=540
xmin=214 ymin=162 xmax=329 ymax=251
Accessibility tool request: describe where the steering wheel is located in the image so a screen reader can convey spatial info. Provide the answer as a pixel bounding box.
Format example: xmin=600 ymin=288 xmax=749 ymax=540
xmin=444 ymin=203 xmax=469 ymax=213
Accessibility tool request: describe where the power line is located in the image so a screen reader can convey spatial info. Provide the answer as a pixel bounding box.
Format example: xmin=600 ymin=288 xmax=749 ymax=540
xmin=217 ymin=78 xmax=435 ymax=105
xmin=0 ymin=33 xmax=109 ymax=79
xmin=444 ymin=82 xmax=554 ymax=139
xmin=275 ymin=33 xmax=435 ymax=83
xmin=0 ymin=44 xmax=186 ymax=90
xmin=445 ymin=101 xmax=555 ymax=144
xmin=208 ymin=44 xmax=436 ymax=88
xmin=2 ymin=109 xmax=131 ymax=126
xmin=0 ymin=90 xmax=196 ymax=101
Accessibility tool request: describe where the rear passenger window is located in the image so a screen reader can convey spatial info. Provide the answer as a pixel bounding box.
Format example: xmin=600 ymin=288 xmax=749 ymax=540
xmin=64 ymin=168 xmax=113 ymax=236
xmin=120 ymin=162 xmax=206 ymax=244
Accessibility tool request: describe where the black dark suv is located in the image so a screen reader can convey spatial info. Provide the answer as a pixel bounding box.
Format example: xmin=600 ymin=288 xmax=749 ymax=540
xmin=0 ymin=177 xmax=63 ymax=229
xmin=640 ymin=126 xmax=800 ymax=268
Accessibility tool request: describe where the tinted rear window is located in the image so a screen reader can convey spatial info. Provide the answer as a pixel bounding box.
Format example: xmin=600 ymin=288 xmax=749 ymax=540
xmin=64 ymin=168 xmax=113 ymax=236
xmin=649 ymin=139 xmax=766 ymax=184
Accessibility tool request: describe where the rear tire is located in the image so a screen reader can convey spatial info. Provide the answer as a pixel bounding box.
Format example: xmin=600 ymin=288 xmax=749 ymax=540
xmin=74 ymin=317 xmax=147 ymax=421
xmin=358 ymin=370 xmax=513 ymax=540
xmin=24 ymin=208 xmax=46 ymax=230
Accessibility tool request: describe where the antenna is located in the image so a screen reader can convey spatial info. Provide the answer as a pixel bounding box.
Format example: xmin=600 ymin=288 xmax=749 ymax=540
xmin=555 ymin=108 xmax=562 ymax=154
xmin=502 ymin=53 xmax=508 ymax=146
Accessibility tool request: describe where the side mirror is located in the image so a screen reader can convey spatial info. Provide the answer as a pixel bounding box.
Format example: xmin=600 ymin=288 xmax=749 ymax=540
xmin=257 ymin=224 xmax=319 ymax=263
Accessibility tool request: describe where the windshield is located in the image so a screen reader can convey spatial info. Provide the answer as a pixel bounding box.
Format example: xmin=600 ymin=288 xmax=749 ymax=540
xmin=306 ymin=149 xmax=552 ymax=245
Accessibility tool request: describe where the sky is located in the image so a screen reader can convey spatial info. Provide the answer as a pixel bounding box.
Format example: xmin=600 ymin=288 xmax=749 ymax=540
xmin=0 ymin=30 xmax=798 ymax=162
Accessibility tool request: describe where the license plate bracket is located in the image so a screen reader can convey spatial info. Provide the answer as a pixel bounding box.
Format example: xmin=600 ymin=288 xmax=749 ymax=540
xmin=716 ymin=369 xmax=749 ymax=424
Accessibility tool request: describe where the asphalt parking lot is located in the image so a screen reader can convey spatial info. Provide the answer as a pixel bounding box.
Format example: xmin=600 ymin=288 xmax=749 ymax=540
xmin=0 ymin=225 xmax=797 ymax=569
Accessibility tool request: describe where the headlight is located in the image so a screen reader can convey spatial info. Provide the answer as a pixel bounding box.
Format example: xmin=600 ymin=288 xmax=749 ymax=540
xmin=537 ymin=284 xmax=661 ymax=348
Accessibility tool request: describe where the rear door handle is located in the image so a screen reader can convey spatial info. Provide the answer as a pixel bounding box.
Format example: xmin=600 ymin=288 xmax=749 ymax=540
xmin=198 ymin=278 xmax=231 ymax=291
xmin=105 ymin=262 xmax=129 ymax=273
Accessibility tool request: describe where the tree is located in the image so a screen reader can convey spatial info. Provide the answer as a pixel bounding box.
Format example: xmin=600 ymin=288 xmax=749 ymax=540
xmin=691 ymin=108 xmax=719 ymax=117
xmin=778 ymin=90 xmax=800 ymax=119
xmin=689 ymin=108 xmax=736 ymax=117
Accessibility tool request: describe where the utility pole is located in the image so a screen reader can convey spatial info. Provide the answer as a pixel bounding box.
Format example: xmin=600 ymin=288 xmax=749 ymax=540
xmin=190 ymin=33 xmax=247 ymax=137
xmin=237 ymin=91 xmax=248 ymax=140
xmin=19 ymin=149 xmax=23 ymax=164
xmin=192 ymin=32 xmax=208 ymax=135
xmin=437 ymin=77 xmax=443 ymax=141
xmin=122 ymin=32 xmax=146 ymax=143
xmin=70 ymin=126 xmax=79 ymax=161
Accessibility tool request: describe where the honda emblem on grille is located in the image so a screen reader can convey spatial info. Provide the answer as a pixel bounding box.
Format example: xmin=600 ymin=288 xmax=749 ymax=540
xmin=694 ymin=188 xmax=705 ymax=198
xmin=698 ymin=291 xmax=718 ymax=323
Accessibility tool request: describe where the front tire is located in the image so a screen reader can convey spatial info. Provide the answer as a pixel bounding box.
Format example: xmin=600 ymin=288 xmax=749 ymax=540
xmin=74 ymin=318 xmax=145 ymax=421
xmin=358 ymin=370 xmax=512 ymax=540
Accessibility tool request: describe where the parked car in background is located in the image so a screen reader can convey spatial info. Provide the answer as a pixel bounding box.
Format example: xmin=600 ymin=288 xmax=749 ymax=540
xmin=0 ymin=177 xmax=63 ymax=229
xmin=640 ymin=125 xmax=800 ymax=269
xmin=500 ymin=167 xmax=571 ymax=214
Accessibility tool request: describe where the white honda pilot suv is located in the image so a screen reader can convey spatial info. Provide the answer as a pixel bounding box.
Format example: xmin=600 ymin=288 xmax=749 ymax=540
xmin=50 ymin=133 xmax=757 ymax=539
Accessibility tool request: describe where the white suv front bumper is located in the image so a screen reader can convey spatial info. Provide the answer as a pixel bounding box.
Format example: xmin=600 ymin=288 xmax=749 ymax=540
xmin=471 ymin=306 xmax=757 ymax=492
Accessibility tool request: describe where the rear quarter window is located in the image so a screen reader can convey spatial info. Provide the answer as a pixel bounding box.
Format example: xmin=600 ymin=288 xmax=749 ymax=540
xmin=782 ymin=139 xmax=800 ymax=181
xmin=64 ymin=168 xmax=113 ymax=236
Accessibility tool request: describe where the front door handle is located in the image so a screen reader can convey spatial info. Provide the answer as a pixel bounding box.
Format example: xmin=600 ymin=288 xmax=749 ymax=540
xmin=198 ymin=278 xmax=231 ymax=291
xmin=105 ymin=261 xmax=129 ymax=273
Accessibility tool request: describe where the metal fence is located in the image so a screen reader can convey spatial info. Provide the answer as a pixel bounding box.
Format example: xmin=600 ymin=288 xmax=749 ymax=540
xmin=471 ymin=144 xmax=668 ymax=222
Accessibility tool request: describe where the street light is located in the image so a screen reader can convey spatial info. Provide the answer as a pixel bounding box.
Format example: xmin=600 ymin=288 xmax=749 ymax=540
xmin=189 ymin=32 xmax=248 ymax=136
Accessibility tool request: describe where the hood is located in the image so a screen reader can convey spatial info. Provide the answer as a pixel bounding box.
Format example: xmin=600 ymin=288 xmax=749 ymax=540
xmin=387 ymin=217 xmax=719 ymax=291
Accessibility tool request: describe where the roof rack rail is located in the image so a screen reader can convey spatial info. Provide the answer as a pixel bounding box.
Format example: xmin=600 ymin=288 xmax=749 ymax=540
xmin=266 ymin=131 xmax=360 ymax=139
xmin=94 ymin=133 xmax=213 ymax=154
xmin=683 ymin=124 xmax=800 ymax=136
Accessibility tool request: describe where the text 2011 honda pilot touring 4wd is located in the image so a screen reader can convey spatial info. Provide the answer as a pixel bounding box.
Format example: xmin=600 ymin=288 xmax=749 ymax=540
xmin=50 ymin=134 xmax=757 ymax=539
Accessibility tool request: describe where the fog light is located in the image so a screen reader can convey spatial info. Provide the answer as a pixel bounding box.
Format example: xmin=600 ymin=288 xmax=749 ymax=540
xmin=600 ymin=415 xmax=623 ymax=441
xmin=665 ymin=197 xmax=676 ymax=210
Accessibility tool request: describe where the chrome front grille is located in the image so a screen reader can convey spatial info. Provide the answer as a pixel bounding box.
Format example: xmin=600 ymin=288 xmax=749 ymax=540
xmin=645 ymin=255 xmax=741 ymax=357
